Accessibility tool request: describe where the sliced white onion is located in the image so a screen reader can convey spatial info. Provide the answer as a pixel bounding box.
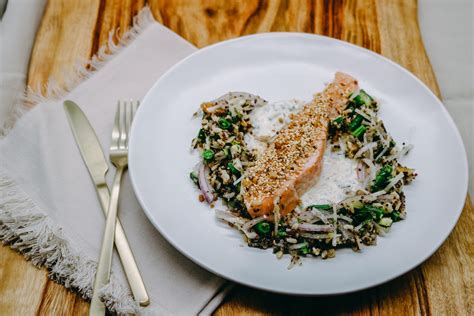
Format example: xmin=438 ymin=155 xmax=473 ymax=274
xmin=362 ymin=158 xmax=376 ymax=182
xmin=332 ymin=204 xmax=338 ymax=246
xmin=374 ymin=145 xmax=389 ymax=162
xmin=215 ymin=209 xmax=245 ymax=225
xmin=355 ymin=109 xmax=372 ymax=122
xmin=204 ymin=103 xmax=226 ymax=113
xmin=385 ymin=144 xmax=411 ymax=162
xmin=198 ymin=163 xmax=215 ymax=203
xmin=296 ymin=210 xmax=315 ymax=222
xmin=374 ymin=222 xmax=389 ymax=235
xmin=370 ymin=190 xmax=387 ymax=198
xmin=242 ymin=216 xmax=267 ymax=232
xmin=397 ymin=144 xmax=414 ymax=160
xmin=365 ymin=107 xmax=377 ymax=118
xmin=298 ymin=223 xmax=333 ymax=232
xmin=369 ymin=146 xmax=374 ymax=160
xmin=215 ymin=209 xmax=258 ymax=239
xmin=356 ymin=161 xmax=366 ymax=181
xmin=299 ymin=232 xmax=331 ymax=239
xmin=233 ymin=174 xmax=244 ymax=186
xmin=289 ymin=242 xmax=308 ymax=250
xmin=354 ymin=221 xmax=366 ymax=232
xmin=349 ymin=88 xmax=360 ymax=100
xmin=354 ymin=142 xmax=377 ymax=159
xmin=338 ymin=215 xmax=353 ymax=223
xmin=339 ymin=194 xmax=364 ymax=205
xmin=383 ymin=172 xmax=404 ymax=192
xmin=310 ymin=209 xmax=330 ymax=224
xmin=339 ymin=226 xmax=354 ymax=240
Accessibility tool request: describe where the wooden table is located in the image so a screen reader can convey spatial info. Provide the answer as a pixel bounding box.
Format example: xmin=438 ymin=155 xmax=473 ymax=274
xmin=0 ymin=0 xmax=472 ymax=315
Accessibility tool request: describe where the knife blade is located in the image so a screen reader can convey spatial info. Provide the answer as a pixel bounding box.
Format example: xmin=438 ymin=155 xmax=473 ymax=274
xmin=64 ymin=100 xmax=109 ymax=187
xmin=63 ymin=100 xmax=150 ymax=307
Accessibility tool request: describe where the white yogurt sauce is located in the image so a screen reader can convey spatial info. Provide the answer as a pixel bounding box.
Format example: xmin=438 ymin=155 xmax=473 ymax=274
xmin=245 ymin=99 xmax=304 ymax=153
xmin=246 ymin=99 xmax=361 ymax=205
xmin=300 ymin=150 xmax=360 ymax=206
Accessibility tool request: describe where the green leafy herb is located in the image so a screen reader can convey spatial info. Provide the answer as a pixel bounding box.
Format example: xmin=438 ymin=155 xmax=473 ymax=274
xmin=189 ymin=171 xmax=199 ymax=185
xmin=371 ymin=164 xmax=393 ymax=192
xmin=276 ymin=227 xmax=287 ymax=238
xmin=300 ymin=245 xmax=310 ymax=255
xmin=231 ymin=114 xmax=242 ymax=123
xmin=197 ymin=128 xmax=206 ymax=141
xmin=227 ymin=162 xmax=240 ymax=175
xmin=391 ymin=211 xmax=402 ymax=222
xmin=354 ymin=205 xmax=384 ymax=223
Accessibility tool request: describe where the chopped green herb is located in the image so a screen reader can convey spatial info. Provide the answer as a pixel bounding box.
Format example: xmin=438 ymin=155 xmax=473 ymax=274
xmin=349 ymin=115 xmax=364 ymax=131
xmin=227 ymin=162 xmax=240 ymax=175
xmin=218 ymin=118 xmax=231 ymax=130
xmin=308 ymin=204 xmax=332 ymax=210
xmin=352 ymin=125 xmax=366 ymax=138
xmin=332 ymin=116 xmax=343 ymax=124
xmin=197 ymin=128 xmax=206 ymax=141
xmin=255 ymin=222 xmax=271 ymax=235
xmin=371 ymin=164 xmax=393 ymax=192
xmin=276 ymin=228 xmax=287 ymax=238
xmin=354 ymin=205 xmax=384 ymax=223
xmin=202 ymin=149 xmax=215 ymax=162
xmin=353 ymin=90 xmax=373 ymax=107
xmin=189 ymin=171 xmax=199 ymax=185
xmin=300 ymin=245 xmax=310 ymax=255
xmin=231 ymin=114 xmax=242 ymax=123
xmin=391 ymin=211 xmax=401 ymax=222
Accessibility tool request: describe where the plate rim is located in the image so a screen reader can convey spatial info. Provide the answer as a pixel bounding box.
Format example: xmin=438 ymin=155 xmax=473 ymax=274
xmin=129 ymin=32 xmax=469 ymax=295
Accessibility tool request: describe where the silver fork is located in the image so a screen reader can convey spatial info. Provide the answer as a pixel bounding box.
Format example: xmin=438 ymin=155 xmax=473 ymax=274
xmin=90 ymin=100 xmax=140 ymax=315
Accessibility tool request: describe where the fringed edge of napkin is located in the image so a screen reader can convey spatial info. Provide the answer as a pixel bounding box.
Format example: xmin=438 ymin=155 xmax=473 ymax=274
xmin=0 ymin=170 xmax=139 ymax=314
xmin=0 ymin=7 xmax=158 ymax=315
xmin=0 ymin=6 xmax=155 ymax=139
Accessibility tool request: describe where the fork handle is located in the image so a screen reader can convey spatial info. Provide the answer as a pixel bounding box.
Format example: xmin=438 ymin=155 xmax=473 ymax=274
xmin=96 ymin=184 xmax=149 ymax=307
xmin=90 ymin=165 xmax=125 ymax=316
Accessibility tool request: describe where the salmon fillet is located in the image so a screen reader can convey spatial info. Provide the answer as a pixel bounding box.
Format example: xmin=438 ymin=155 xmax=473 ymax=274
xmin=242 ymin=72 xmax=359 ymax=218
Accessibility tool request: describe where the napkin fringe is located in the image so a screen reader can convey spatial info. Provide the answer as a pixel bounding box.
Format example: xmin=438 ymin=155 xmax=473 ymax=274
xmin=0 ymin=6 xmax=157 ymax=314
xmin=0 ymin=170 xmax=140 ymax=314
xmin=0 ymin=6 xmax=155 ymax=138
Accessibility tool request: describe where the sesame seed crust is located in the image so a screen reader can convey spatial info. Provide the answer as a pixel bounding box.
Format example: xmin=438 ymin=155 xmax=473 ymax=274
xmin=242 ymin=72 xmax=357 ymax=206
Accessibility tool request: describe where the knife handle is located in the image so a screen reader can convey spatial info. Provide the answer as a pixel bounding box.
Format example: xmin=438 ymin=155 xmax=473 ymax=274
xmin=96 ymin=184 xmax=150 ymax=306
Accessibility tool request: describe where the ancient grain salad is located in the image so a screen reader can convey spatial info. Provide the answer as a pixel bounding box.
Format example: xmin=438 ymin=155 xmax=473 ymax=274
xmin=190 ymin=73 xmax=417 ymax=267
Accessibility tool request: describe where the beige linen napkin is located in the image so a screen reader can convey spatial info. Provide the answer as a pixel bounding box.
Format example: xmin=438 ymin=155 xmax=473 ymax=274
xmin=0 ymin=7 xmax=229 ymax=315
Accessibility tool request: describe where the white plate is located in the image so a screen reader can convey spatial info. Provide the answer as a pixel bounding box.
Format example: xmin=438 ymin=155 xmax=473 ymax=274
xmin=129 ymin=33 xmax=468 ymax=295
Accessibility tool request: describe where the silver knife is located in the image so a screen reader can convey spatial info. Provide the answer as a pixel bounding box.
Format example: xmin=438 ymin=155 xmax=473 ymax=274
xmin=64 ymin=100 xmax=150 ymax=308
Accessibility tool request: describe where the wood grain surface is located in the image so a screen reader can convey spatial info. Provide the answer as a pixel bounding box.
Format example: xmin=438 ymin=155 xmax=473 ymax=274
xmin=0 ymin=0 xmax=472 ymax=315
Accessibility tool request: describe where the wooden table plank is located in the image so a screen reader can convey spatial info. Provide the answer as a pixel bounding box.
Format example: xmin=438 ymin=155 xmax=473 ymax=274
xmin=0 ymin=246 xmax=48 ymax=314
xmin=0 ymin=0 xmax=471 ymax=315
